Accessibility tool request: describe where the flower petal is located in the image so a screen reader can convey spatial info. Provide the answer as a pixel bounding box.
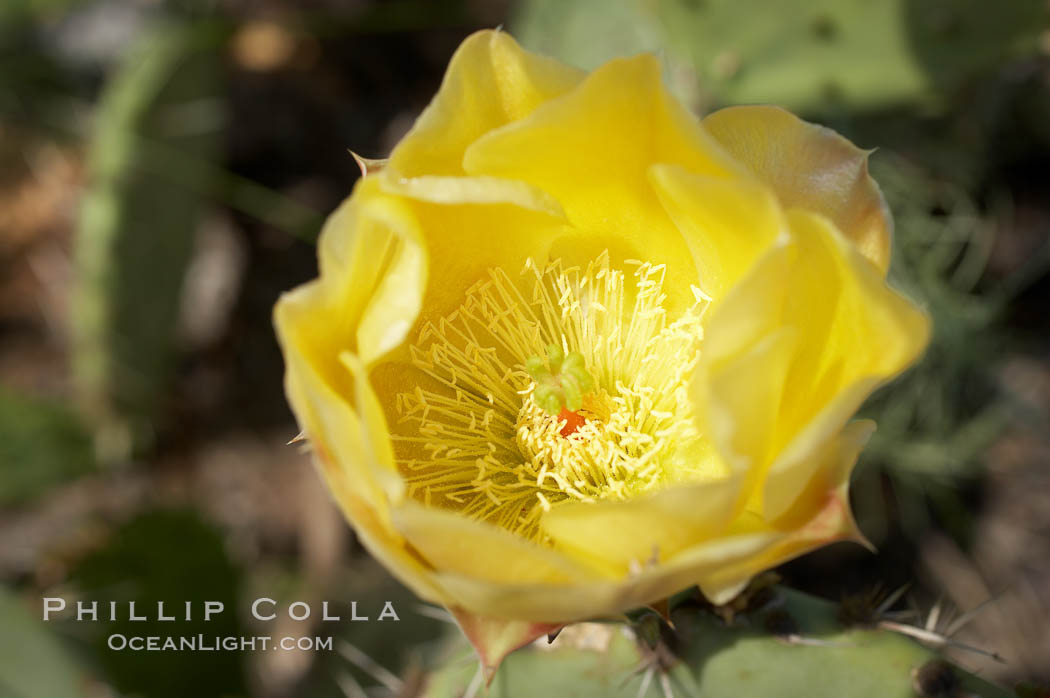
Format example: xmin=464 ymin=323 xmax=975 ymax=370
xmin=711 ymin=327 xmax=801 ymax=477
xmin=649 ymin=163 xmax=786 ymax=303
xmin=275 ymin=175 xmax=425 ymax=524
xmin=696 ymin=427 xmax=872 ymax=603
xmin=276 ymin=180 xmax=446 ymax=604
xmin=703 ymin=105 xmax=892 ymax=273
xmin=449 ymin=607 xmax=562 ymax=684
xmin=329 ymin=488 xmax=449 ymax=604
xmin=766 ymin=420 xmax=875 ymax=534
xmin=539 ymin=477 xmax=740 ymax=573
xmin=375 ymin=195 xmax=571 ymax=351
xmin=387 ymin=29 xmax=583 ymax=179
xmin=696 ymin=209 xmax=930 ymax=519
xmin=375 ymin=31 xmax=582 ymax=331
xmin=275 ymin=324 xmax=444 ymax=602
xmin=380 ymin=174 xmax=564 ymax=215
xmin=276 ymin=285 xmax=390 ymax=515
xmin=429 ymin=530 xmax=780 ymax=622
xmin=302 ymin=175 xmax=428 ymax=368
xmin=392 ymin=501 xmax=608 ymax=585
xmin=463 ymin=53 xmax=744 ymax=313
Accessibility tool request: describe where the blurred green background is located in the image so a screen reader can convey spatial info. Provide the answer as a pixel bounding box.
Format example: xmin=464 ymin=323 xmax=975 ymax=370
xmin=1 ymin=0 xmax=1048 ymax=696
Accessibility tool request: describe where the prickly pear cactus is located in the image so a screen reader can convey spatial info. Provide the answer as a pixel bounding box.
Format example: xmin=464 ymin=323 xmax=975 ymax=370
xmin=422 ymin=586 xmax=1012 ymax=698
xmin=72 ymin=23 xmax=221 ymax=460
xmin=514 ymin=0 xmax=1045 ymax=112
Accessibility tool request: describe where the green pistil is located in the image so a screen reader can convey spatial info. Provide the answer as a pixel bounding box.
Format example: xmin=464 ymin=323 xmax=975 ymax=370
xmin=525 ymin=344 xmax=595 ymax=415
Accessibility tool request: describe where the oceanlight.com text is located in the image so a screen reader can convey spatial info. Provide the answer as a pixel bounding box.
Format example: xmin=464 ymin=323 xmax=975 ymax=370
xmin=106 ymin=634 xmax=335 ymax=652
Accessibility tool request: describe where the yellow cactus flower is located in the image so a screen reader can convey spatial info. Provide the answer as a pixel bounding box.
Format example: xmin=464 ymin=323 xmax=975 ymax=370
xmin=274 ymin=30 xmax=930 ymax=675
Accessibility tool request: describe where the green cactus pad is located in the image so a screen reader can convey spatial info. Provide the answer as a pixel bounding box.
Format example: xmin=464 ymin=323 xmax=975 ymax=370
xmin=422 ymin=587 xmax=1012 ymax=698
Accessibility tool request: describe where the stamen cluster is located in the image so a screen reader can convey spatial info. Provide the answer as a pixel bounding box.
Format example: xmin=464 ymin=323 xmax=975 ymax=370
xmin=394 ymin=253 xmax=706 ymax=540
